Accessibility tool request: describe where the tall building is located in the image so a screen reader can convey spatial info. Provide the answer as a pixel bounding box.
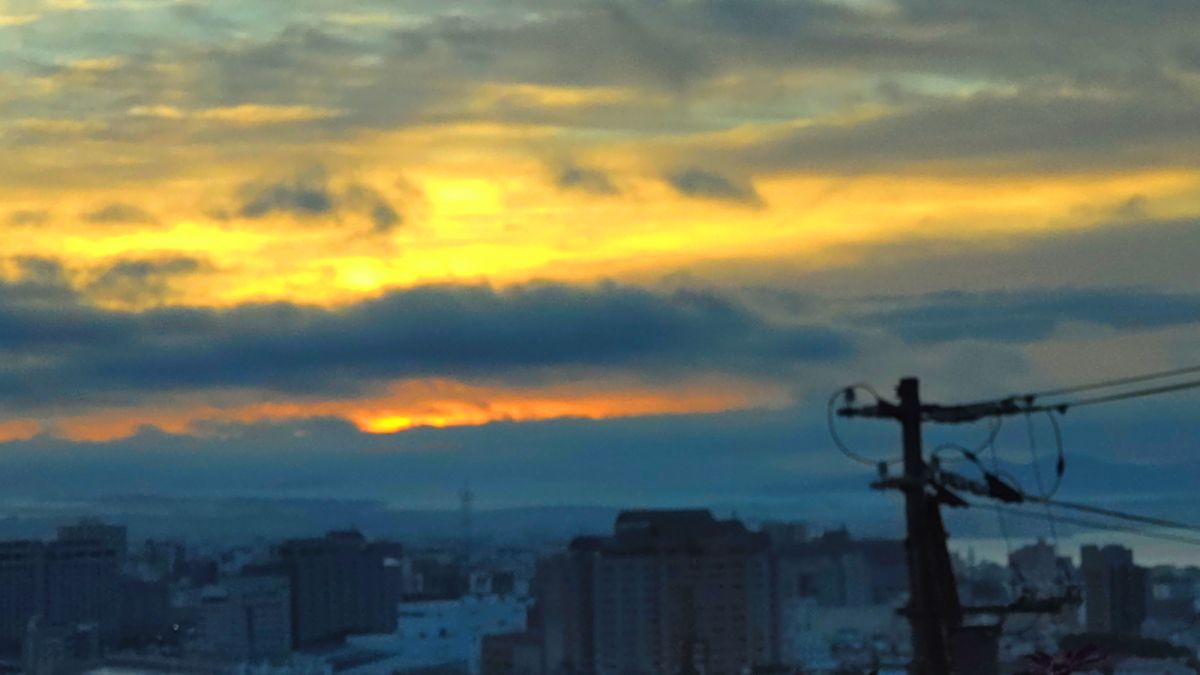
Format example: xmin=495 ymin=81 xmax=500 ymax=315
xmin=0 ymin=522 xmax=132 ymax=655
xmin=57 ymin=519 xmax=127 ymax=568
xmin=538 ymin=510 xmax=775 ymax=675
xmin=533 ymin=547 xmax=595 ymax=675
xmin=1081 ymin=544 xmax=1147 ymax=635
xmin=0 ymin=541 xmax=44 ymax=652
xmin=119 ymin=576 xmax=171 ymax=647
xmin=268 ymin=530 xmax=402 ymax=647
xmin=43 ymin=538 xmax=122 ymax=645
xmin=197 ymin=575 xmax=293 ymax=663
xmin=772 ymin=528 xmax=906 ymax=608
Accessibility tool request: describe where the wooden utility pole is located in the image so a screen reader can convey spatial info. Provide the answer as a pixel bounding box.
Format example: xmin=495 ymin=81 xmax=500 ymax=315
xmin=839 ymin=377 xmax=1077 ymax=674
xmin=898 ymin=377 xmax=956 ymax=674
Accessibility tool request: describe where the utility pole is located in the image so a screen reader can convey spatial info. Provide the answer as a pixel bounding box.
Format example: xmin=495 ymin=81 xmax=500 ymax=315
xmin=839 ymin=377 xmax=1078 ymax=674
xmin=898 ymin=377 xmax=957 ymax=675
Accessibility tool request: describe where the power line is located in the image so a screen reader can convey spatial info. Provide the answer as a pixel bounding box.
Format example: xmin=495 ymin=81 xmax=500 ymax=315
xmin=1055 ymin=377 xmax=1200 ymax=410
xmin=827 ymin=386 xmax=901 ymax=466
xmin=928 ymin=455 xmax=1200 ymax=535
xmin=1027 ymin=495 xmax=1200 ymax=536
xmin=1023 ymin=364 xmax=1200 ymax=399
xmin=973 ymin=502 xmax=1200 ymax=549
xmin=1023 ymin=412 xmax=1061 ymax=548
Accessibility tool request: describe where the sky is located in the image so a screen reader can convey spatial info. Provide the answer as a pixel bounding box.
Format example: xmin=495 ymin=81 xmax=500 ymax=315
xmin=0 ymin=0 xmax=1198 ymax=516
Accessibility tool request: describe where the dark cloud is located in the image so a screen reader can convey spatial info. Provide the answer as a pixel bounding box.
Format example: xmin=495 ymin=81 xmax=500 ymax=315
xmin=238 ymin=170 xmax=403 ymax=232
xmin=87 ymin=256 xmax=210 ymax=306
xmin=867 ymin=287 xmax=1200 ymax=344
xmin=85 ymin=203 xmax=159 ymax=225
xmin=8 ymin=210 xmax=50 ymax=226
xmin=344 ymin=184 xmax=402 ymax=232
xmin=556 ymin=165 xmax=619 ymax=195
xmin=0 ymin=405 xmax=875 ymax=513
xmin=11 ymin=0 xmax=1200 ymax=180
xmin=0 ymin=280 xmax=852 ymax=408
xmin=725 ymin=84 xmax=1200 ymax=175
xmin=240 ymin=172 xmax=335 ymax=218
xmin=4 ymin=257 xmax=73 ymax=301
xmin=666 ymin=168 xmax=762 ymax=205
xmin=684 ymin=216 xmax=1200 ymax=299
xmin=0 ymin=398 xmax=1195 ymax=524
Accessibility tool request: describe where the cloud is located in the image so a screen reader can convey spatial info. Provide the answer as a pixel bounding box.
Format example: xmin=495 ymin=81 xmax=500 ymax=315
xmin=87 ymin=256 xmax=210 ymax=306
xmin=0 ymin=280 xmax=853 ymax=409
xmin=867 ymin=287 xmax=1200 ymax=344
xmin=0 ymin=406 xmax=847 ymax=508
xmin=127 ymin=104 xmax=343 ymax=125
xmin=666 ymin=168 xmax=763 ymax=206
xmin=0 ymin=398 xmax=1195 ymax=521
xmin=556 ymin=165 xmax=619 ymax=195
xmin=240 ymin=170 xmax=334 ymax=218
xmin=8 ymin=209 xmax=50 ymax=226
xmin=730 ymin=87 xmax=1200 ymax=175
xmin=84 ymin=202 xmax=159 ymax=225
xmin=0 ymin=13 xmax=38 ymax=27
xmin=238 ymin=170 xmax=402 ymax=232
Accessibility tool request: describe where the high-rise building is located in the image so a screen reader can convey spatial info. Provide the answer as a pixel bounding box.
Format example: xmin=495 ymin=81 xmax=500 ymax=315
xmin=0 ymin=541 xmax=44 ymax=652
xmin=118 ymin=576 xmax=171 ymax=647
xmin=57 ymin=519 xmax=127 ymax=568
xmin=197 ymin=575 xmax=293 ymax=663
xmin=538 ymin=510 xmax=775 ymax=675
xmin=533 ymin=546 xmax=595 ymax=675
xmin=0 ymin=521 xmax=135 ymax=655
xmin=1081 ymin=544 xmax=1147 ymax=635
xmin=43 ymin=538 xmax=122 ymax=644
xmin=771 ymin=528 xmax=906 ymax=608
xmin=268 ymin=530 xmax=402 ymax=647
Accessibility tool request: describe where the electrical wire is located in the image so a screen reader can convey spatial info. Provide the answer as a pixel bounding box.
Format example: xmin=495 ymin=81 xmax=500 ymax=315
xmin=827 ymin=385 xmax=902 ymax=466
xmin=1054 ymin=378 xmax=1200 ymax=410
xmin=1024 ymin=412 xmax=1061 ymax=549
xmin=972 ymin=502 xmax=1200 ymax=548
xmin=1024 ymin=412 xmax=1051 ymax=500
xmin=933 ymin=453 xmax=1200 ymax=535
xmin=1026 ymin=496 xmax=1200 ymax=536
xmin=1023 ymin=364 xmax=1200 ymax=399
xmin=986 ymin=438 xmax=1016 ymax=577
xmin=1045 ymin=411 xmax=1065 ymax=497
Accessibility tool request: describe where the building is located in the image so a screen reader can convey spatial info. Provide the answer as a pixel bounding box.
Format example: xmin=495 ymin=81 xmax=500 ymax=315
xmin=772 ymin=528 xmax=906 ymax=607
xmin=23 ymin=617 xmax=101 ymax=675
xmin=268 ymin=530 xmax=403 ymax=647
xmin=759 ymin=522 xmax=809 ymax=548
xmin=118 ymin=576 xmax=171 ymax=647
xmin=482 ymin=632 xmax=543 ymax=675
xmin=777 ymin=548 xmax=871 ymax=608
xmin=533 ymin=549 xmax=595 ymax=675
xmin=0 ymin=541 xmax=44 ymax=653
xmin=1009 ymin=540 xmax=1072 ymax=594
xmin=407 ymin=556 xmax=468 ymax=599
xmin=538 ymin=509 xmax=776 ymax=675
xmin=0 ymin=521 xmax=159 ymax=656
xmin=197 ymin=575 xmax=293 ymax=663
xmin=1081 ymin=545 xmax=1148 ymax=635
xmin=43 ymin=537 xmax=122 ymax=644
xmin=57 ymin=519 xmax=128 ymax=568
xmin=346 ymin=594 xmax=530 ymax=675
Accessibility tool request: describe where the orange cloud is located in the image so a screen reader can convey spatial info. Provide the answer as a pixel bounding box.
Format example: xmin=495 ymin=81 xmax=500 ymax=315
xmin=6 ymin=378 xmax=791 ymax=443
